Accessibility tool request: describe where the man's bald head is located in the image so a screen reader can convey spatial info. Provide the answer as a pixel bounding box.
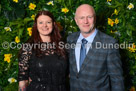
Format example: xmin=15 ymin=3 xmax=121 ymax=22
xmin=75 ymin=4 xmax=96 ymax=18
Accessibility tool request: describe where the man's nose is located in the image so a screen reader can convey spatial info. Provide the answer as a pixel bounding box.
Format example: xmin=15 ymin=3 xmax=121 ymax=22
xmin=84 ymin=18 xmax=89 ymax=23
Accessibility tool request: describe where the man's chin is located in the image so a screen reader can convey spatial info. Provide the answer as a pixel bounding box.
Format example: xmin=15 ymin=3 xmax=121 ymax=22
xmin=83 ymin=29 xmax=95 ymax=34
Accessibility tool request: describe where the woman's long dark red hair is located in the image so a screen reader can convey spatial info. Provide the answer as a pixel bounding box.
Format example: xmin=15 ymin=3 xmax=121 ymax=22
xmin=28 ymin=10 xmax=66 ymax=59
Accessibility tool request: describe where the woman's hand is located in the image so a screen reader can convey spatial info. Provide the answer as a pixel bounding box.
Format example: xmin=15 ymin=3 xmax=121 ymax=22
xmin=19 ymin=80 xmax=28 ymax=91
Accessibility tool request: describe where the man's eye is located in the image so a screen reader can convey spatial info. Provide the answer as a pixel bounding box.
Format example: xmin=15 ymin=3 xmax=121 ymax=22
xmin=80 ymin=17 xmax=84 ymax=19
xmin=88 ymin=16 xmax=93 ymax=18
xmin=39 ymin=22 xmax=43 ymax=24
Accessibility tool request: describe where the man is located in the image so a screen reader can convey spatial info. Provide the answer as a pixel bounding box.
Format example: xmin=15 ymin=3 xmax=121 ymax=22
xmin=67 ymin=4 xmax=124 ymax=91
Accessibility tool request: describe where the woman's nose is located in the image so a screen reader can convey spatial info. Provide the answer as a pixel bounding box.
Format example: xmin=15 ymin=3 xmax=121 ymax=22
xmin=43 ymin=23 xmax=47 ymax=27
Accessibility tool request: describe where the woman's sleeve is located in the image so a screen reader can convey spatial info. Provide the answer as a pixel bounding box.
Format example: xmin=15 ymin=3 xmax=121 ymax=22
xmin=18 ymin=49 xmax=31 ymax=81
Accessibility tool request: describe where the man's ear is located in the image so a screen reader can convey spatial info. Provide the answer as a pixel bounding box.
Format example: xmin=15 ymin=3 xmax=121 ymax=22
xmin=94 ymin=16 xmax=96 ymax=24
xmin=74 ymin=17 xmax=78 ymax=25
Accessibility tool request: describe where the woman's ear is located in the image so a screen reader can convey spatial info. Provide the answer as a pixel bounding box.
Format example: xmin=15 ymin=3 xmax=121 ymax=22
xmin=54 ymin=22 xmax=56 ymax=26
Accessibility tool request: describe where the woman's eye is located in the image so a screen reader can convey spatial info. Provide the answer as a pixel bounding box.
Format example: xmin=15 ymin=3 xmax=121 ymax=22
xmin=47 ymin=22 xmax=51 ymax=23
xmin=47 ymin=21 xmax=52 ymax=24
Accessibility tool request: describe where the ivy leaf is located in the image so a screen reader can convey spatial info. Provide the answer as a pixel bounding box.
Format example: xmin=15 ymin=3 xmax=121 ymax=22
xmin=127 ymin=29 xmax=132 ymax=37
xmin=18 ymin=28 xmax=24 ymax=38
xmin=24 ymin=18 xmax=33 ymax=25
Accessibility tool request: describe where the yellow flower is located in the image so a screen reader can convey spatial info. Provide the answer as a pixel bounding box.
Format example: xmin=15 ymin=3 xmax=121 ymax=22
xmin=27 ymin=27 xmax=32 ymax=36
xmin=29 ymin=3 xmax=36 ymax=10
xmin=110 ymin=21 xmax=114 ymax=26
xmin=107 ymin=0 xmax=112 ymax=2
xmin=108 ymin=18 xmax=112 ymax=25
xmin=28 ymin=30 xmax=32 ymax=36
xmin=4 ymin=27 xmax=12 ymax=31
xmin=4 ymin=57 xmax=11 ymax=63
xmin=128 ymin=43 xmax=136 ymax=53
xmin=61 ymin=8 xmax=69 ymax=13
xmin=114 ymin=9 xmax=118 ymax=15
xmin=15 ymin=36 xmax=20 ymax=43
xmin=108 ymin=18 xmax=114 ymax=26
xmin=130 ymin=86 xmax=135 ymax=91
xmin=27 ymin=27 xmax=32 ymax=31
xmin=13 ymin=0 xmax=18 ymax=3
xmin=110 ymin=30 xmax=117 ymax=33
xmin=31 ymin=14 xmax=35 ymax=20
xmin=129 ymin=47 xmax=136 ymax=52
xmin=133 ymin=43 xmax=136 ymax=49
xmin=47 ymin=1 xmax=54 ymax=5
xmin=4 ymin=54 xmax=12 ymax=63
xmin=127 ymin=3 xmax=134 ymax=10
xmin=114 ymin=18 xmax=119 ymax=24
xmin=4 ymin=54 xmax=12 ymax=58
xmin=8 ymin=77 xmax=17 ymax=83
xmin=132 ymin=43 xmax=136 ymax=49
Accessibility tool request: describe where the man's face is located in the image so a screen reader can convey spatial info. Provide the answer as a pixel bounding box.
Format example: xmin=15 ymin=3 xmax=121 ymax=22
xmin=75 ymin=7 xmax=95 ymax=34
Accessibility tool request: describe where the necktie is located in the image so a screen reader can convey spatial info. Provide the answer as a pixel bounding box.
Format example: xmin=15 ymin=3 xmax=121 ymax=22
xmin=80 ymin=38 xmax=88 ymax=68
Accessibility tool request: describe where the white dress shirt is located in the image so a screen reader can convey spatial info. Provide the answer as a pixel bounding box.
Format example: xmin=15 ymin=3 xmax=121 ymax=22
xmin=75 ymin=28 xmax=98 ymax=72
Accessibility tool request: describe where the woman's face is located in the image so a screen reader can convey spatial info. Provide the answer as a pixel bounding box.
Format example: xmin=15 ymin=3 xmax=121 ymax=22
xmin=37 ymin=15 xmax=53 ymax=37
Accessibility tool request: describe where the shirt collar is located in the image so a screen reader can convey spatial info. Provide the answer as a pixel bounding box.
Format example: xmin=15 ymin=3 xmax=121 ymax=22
xmin=78 ymin=28 xmax=98 ymax=43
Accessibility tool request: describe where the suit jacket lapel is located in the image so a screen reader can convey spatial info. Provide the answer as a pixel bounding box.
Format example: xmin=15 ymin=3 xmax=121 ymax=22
xmin=79 ymin=31 xmax=101 ymax=72
xmin=70 ymin=32 xmax=80 ymax=73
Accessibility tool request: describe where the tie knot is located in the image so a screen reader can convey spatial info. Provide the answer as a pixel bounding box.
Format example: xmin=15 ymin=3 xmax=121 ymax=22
xmin=82 ymin=38 xmax=88 ymax=44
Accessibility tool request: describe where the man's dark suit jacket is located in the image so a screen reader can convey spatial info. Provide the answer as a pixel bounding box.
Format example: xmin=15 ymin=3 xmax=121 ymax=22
xmin=67 ymin=30 xmax=124 ymax=91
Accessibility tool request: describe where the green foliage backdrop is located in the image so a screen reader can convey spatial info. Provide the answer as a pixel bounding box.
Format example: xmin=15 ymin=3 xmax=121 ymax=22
xmin=0 ymin=0 xmax=136 ymax=91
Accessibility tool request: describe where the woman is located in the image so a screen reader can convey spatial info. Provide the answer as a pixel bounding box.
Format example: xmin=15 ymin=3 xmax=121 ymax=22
xmin=18 ymin=10 xmax=68 ymax=91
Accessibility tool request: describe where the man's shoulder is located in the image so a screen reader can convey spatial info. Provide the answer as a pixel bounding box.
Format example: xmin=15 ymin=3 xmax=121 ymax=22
xmin=68 ymin=32 xmax=79 ymax=37
xmin=67 ymin=32 xmax=79 ymax=42
xmin=98 ymin=30 xmax=117 ymax=43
